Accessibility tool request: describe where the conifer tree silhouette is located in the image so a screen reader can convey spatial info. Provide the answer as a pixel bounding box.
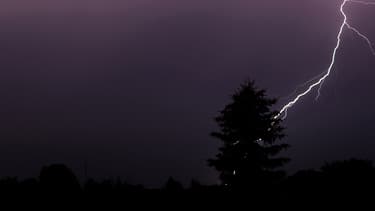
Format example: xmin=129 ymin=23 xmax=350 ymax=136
xmin=209 ymin=80 xmax=289 ymax=190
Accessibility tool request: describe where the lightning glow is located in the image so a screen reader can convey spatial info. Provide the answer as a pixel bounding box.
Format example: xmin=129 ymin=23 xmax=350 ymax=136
xmin=349 ymin=0 xmax=375 ymax=5
xmin=275 ymin=0 xmax=375 ymax=120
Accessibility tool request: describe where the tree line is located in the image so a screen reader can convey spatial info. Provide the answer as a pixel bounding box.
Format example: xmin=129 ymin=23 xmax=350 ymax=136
xmin=0 ymin=80 xmax=373 ymax=206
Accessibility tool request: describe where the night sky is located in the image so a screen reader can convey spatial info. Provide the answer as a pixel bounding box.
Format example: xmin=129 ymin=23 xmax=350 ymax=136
xmin=0 ymin=0 xmax=375 ymax=187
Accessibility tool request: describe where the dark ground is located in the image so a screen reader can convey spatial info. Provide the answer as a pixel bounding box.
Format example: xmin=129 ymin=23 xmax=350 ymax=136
xmin=0 ymin=159 xmax=373 ymax=208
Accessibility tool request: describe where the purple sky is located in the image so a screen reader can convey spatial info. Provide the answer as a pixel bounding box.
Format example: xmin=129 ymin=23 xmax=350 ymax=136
xmin=0 ymin=0 xmax=374 ymax=187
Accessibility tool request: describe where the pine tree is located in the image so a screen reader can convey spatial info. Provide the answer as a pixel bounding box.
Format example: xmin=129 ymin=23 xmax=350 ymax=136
xmin=208 ymin=80 xmax=289 ymax=190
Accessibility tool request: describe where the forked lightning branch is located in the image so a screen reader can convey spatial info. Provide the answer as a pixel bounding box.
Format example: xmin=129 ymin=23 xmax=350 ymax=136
xmin=275 ymin=0 xmax=375 ymax=120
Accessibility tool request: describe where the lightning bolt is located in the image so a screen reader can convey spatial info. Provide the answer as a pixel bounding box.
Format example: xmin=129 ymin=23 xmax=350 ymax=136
xmin=275 ymin=0 xmax=375 ymax=120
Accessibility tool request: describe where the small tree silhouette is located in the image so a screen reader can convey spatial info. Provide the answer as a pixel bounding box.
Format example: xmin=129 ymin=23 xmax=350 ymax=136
xmin=39 ymin=164 xmax=81 ymax=194
xmin=164 ymin=177 xmax=184 ymax=192
xmin=208 ymin=80 xmax=289 ymax=191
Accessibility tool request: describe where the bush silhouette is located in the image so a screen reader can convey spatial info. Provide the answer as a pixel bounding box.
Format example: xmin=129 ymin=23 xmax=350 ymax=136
xmin=39 ymin=164 xmax=81 ymax=194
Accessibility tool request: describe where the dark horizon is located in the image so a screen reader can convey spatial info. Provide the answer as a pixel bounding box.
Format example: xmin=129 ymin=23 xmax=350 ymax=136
xmin=0 ymin=0 xmax=375 ymax=188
